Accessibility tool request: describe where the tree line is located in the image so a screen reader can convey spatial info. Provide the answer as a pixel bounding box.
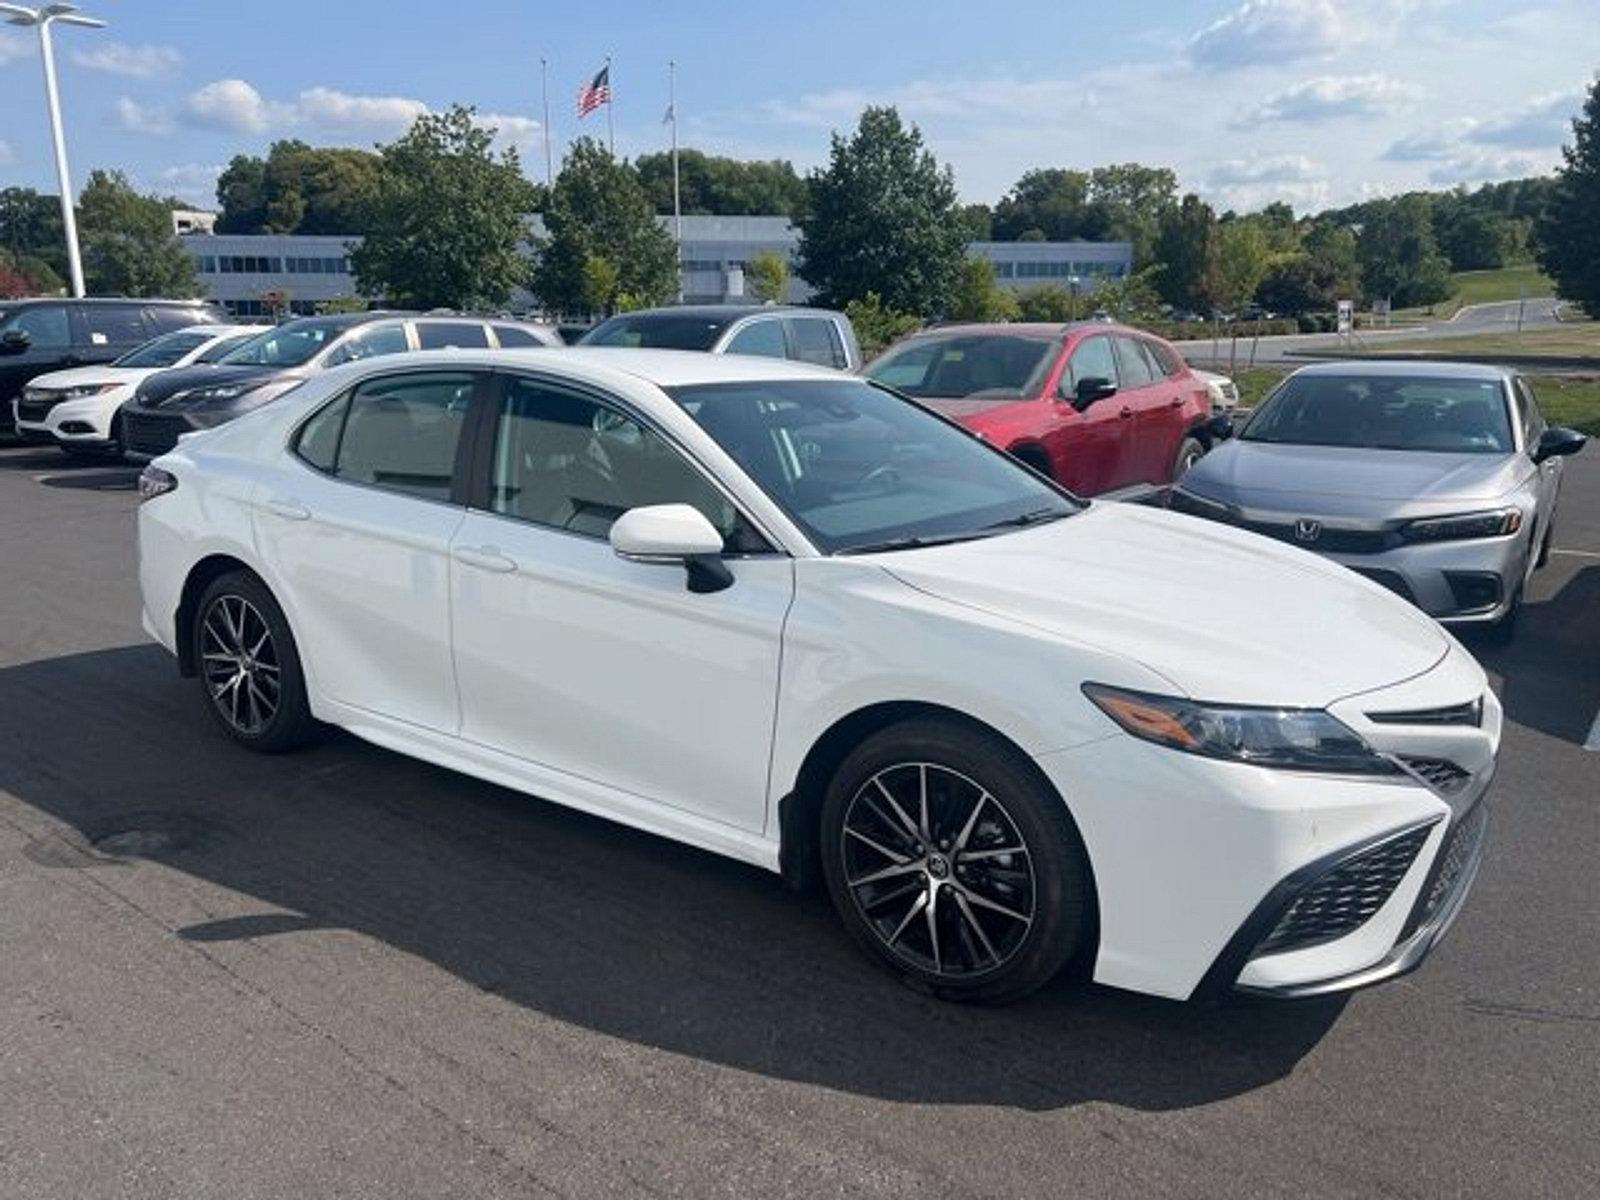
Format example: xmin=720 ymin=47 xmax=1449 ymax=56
xmin=5 ymin=73 xmax=1598 ymax=326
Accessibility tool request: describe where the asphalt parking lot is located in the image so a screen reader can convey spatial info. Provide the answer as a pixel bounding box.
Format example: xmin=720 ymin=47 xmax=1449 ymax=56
xmin=1 ymin=441 xmax=1596 ymax=1199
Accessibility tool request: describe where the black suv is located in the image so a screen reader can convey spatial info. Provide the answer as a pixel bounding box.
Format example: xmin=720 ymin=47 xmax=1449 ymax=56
xmin=1 ymin=297 xmax=224 ymax=436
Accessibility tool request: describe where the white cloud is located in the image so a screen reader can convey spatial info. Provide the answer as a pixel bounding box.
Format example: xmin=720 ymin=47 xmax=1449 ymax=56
xmin=1206 ymin=154 xmax=1325 ymax=186
xmin=1382 ymin=127 xmax=1465 ymax=162
xmin=1466 ymin=89 xmax=1581 ymax=148
xmin=1242 ymin=74 xmax=1420 ymax=124
xmin=183 ymin=79 xmax=283 ymax=134
xmin=1427 ymin=149 xmax=1559 ymax=185
xmin=115 ymin=96 xmax=175 ymax=136
xmin=153 ymin=163 xmax=224 ymax=208
xmin=70 ymin=42 xmax=180 ymax=79
xmin=177 ymin=79 xmax=541 ymax=152
xmin=0 ymin=30 xmax=29 ymax=65
xmin=1187 ymin=0 xmax=1346 ymax=70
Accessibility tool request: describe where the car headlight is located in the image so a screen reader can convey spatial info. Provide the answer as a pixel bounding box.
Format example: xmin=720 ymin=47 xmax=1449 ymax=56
xmin=1083 ymin=684 xmax=1400 ymax=776
xmin=1400 ymin=508 xmax=1522 ymax=543
xmin=1167 ymin=487 xmax=1235 ymax=521
xmin=180 ymin=384 xmax=250 ymax=403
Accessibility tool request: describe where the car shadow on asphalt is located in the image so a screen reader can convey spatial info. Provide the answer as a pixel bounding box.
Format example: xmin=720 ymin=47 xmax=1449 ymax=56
xmin=1458 ymin=563 xmax=1600 ymax=747
xmin=0 ymin=644 xmax=1345 ymax=1114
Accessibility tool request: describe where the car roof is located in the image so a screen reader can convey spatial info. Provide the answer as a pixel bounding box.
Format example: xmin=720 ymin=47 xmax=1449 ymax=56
xmin=1291 ymin=360 xmax=1516 ymax=382
xmin=902 ymin=321 xmax=1128 ymax=339
xmin=599 ymin=305 xmax=843 ymax=322
xmin=331 ymin=346 xmax=848 ymax=389
xmin=0 ymin=296 xmax=215 ymax=308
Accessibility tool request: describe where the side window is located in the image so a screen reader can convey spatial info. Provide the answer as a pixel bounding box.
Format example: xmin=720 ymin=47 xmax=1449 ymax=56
xmin=1146 ymin=338 xmax=1184 ymax=378
xmin=1514 ymin=379 xmax=1545 ymax=447
xmin=492 ymin=324 xmax=546 ymax=348
xmin=786 ymin=318 xmax=846 ymax=368
xmin=6 ymin=305 xmax=71 ymax=349
xmin=489 ymin=376 xmax=767 ymax=551
xmin=1112 ymin=337 xmax=1160 ymax=389
xmin=144 ymin=306 xmax=213 ymax=335
xmin=417 ymin=321 xmax=490 ymax=350
xmin=303 ymin=372 xmax=474 ymax=501
xmin=79 ymin=305 xmax=149 ymax=347
xmin=323 ymin=324 xmax=409 ymax=366
xmin=724 ymin=319 xmax=788 ymax=360
xmin=1065 ymin=336 xmax=1118 ymax=391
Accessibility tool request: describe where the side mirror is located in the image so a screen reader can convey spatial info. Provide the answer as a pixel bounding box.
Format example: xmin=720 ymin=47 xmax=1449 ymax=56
xmin=609 ymin=503 xmax=733 ymax=593
xmin=1069 ymin=376 xmax=1117 ymax=411
xmin=0 ymin=328 xmax=29 ymax=355
xmin=1533 ymin=426 xmax=1587 ymax=463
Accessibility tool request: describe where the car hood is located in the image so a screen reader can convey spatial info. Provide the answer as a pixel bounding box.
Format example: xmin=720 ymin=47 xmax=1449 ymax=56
xmin=1184 ymin=441 xmax=1525 ymax=516
xmin=877 ymin=502 xmax=1448 ymax=707
xmin=25 ymin=365 xmax=150 ymax=390
xmin=136 ymin=363 xmax=293 ymax=407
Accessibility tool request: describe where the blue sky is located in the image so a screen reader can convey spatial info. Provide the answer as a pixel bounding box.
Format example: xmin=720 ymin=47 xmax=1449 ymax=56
xmin=1 ymin=0 xmax=1595 ymax=214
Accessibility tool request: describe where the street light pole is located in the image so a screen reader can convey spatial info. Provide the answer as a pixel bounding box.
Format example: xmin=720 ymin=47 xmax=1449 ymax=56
xmin=1 ymin=3 xmax=107 ymax=299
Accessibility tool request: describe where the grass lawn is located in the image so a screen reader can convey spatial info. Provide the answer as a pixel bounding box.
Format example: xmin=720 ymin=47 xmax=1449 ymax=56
xmin=1391 ymin=265 xmax=1556 ymax=321
xmin=1358 ymin=321 xmax=1600 ymax=361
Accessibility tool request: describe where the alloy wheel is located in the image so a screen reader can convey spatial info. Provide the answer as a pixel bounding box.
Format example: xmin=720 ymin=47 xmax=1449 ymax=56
xmin=840 ymin=762 xmax=1036 ymax=979
xmin=200 ymin=593 xmax=281 ymax=735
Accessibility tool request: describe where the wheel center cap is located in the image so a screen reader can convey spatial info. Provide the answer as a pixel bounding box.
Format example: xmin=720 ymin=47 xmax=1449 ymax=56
xmin=926 ymin=854 xmax=950 ymax=880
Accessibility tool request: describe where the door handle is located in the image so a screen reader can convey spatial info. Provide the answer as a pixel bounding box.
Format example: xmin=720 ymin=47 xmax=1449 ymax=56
xmin=452 ymin=545 xmax=517 ymax=574
xmin=1169 ymin=396 xmax=1184 ymax=407
xmin=263 ymin=498 xmax=310 ymax=521
xmin=1118 ymin=405 xmax=1134 ymax=419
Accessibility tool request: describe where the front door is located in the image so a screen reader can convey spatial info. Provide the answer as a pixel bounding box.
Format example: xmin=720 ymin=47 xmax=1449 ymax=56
xmin=449 ymin=372 xmax=792 ymax=833
xmin=1051 ymin=333 xmax=1128 ymax=495
xmin=252 ymin=368 xmax=480 ymax=732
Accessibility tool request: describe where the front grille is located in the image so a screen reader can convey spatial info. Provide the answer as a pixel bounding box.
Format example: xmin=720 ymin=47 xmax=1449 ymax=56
xmin=1368 ymin=698 xmax=1483 ymax=727
xmin=1256 ymin=824 xmax=1433 ymax=956
xmin=15 ymin=395 xmax=64 ymax=424
xmin=1236 ymin=518 xmax=1396 ymax=555
xmin=1349 ymin=567 xmax=1418 ymax=604
xmin=1411 ymin=801 xmax=1489 ymax=931
xmin=1398 ymin=756 xmax=1472 ymax=795
xmin=123 ymin=410 xmax=190 ymax=458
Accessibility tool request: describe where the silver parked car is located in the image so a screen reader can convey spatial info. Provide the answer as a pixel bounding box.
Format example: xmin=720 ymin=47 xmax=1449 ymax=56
xmin=1169 ymin=361 xmax=1587 ymax=637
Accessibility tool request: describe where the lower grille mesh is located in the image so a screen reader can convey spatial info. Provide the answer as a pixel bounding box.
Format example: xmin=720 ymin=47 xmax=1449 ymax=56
xmin=1256 ymin=825 xmax=1433 ymax=956
xmin=1414 ymin=802 xmax=1489 ymax=930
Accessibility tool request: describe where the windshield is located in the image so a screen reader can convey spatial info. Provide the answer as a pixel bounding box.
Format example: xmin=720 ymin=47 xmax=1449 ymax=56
xmin=581 ymin=314 xmax=730 ymax=351
xmin=865 ymin=334 xmax=1056 ymax=399
xmin=1242 ymin=374 xmax=1515 ymax=454
xmin=195 ymin=331 xmax=261 ymax=363
xmin=113 ymin=328 xmax=216 ymax=368
xmin=669 ymin=379 xmax=1079 ymax=554
xmin=220 ymin=320 xmax=347 ymax=367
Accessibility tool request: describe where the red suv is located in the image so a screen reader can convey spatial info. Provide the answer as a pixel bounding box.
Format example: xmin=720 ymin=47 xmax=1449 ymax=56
xmin=864 ymin=322 xmax=1215 ymax=498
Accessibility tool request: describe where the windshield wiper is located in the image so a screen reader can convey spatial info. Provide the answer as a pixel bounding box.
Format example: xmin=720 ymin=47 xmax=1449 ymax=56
xmin=837 ymin=530 xmax=995 ymax=556
xmin=982 ymin=506 xmax=1071 ymax=531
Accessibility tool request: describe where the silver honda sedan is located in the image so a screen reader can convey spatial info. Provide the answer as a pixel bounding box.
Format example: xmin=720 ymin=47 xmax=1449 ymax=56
xmin=1169 ymin=361 xmax=1587 ymax=637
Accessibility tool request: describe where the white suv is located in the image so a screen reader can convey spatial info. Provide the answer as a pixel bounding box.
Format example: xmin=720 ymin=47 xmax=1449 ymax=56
xmin=136 ymin=348 xmax=1496 ymax=1004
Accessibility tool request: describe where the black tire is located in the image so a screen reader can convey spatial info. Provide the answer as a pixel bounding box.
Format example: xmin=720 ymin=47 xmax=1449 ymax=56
xmin=192 ymin=570 xmax=317 ymax=753
xmin=1172 ymin=436 xmax=1205 ymax=482
xmin=820 ymin=718 xmax=1093 ymax=1004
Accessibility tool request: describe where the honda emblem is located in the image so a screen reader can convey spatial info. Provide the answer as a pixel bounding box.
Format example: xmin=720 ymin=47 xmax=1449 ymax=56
xmin=1294 ymin=518 xmax=1322 ymax=543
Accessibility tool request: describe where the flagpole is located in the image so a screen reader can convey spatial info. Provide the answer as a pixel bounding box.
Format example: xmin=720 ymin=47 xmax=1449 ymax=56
xmin=605 ymin=54 xmax=614 ymax=155
xmin=540 ymin=57 xmax=553 ymax=187
xmin=670 ymin=59 xmax=682 ymax=300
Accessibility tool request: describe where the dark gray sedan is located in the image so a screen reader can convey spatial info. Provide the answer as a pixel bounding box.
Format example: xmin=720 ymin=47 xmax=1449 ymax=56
xmin=1169 ymin=361 xmax=1587 ymax=638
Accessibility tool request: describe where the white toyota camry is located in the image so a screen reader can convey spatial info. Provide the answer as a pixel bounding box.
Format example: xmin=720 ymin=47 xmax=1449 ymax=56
xmin=137 ymin=348 xmax=1498 ymax=1003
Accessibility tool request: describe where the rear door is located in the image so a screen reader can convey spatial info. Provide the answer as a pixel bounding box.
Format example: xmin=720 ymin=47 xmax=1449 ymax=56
xmin=1111 ymin=335 xmax=1180 ymax=485
xmin=416 ymin=320 xmax=492 ymax=350
xmin=785 ymin=316 xmax=850 ymax=370
xmin=73 ymin=303 xmax=151 ymax=365
xmin=253 ymin=368 xmax=483 ymax=732
xmin=722 ymin=317 xmax=789 ymax=360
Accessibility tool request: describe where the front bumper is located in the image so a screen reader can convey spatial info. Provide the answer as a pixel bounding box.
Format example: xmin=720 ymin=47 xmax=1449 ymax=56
xmin=1033 ymin=642 xmax=1498 ymax=1000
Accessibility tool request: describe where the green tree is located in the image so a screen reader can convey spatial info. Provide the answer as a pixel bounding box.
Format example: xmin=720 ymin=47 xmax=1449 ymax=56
xmin=533 ymin=137 xmax=679 ymax=316
xmin=1536 ymin=74 xmax=1600 ymax=316
xmin=960 ymin=203 xmax=994 ymax=241
xmin=352 ymin=106 xmax=538 ymax=310
xmin=1016 ymin=285 xmax=1076 ymax=322
xmin=635 ymin=150 xmax=807 ymax=217
xmin=992 ymin=168 xmax=1101 ymax=242
xmin=216 ymin=142 xmax=382 ymax=235
xmin=76 ymin=171 xmax=199 ymax=297
xmin=948 ymin=257 xmax=1020 ymax=321
xmin=1087 ymin=163 xmax=1178 ymax=266
xmin=843 ymin=292 xmax=920 ymax=356
xmin=745 ymin=249 xmax=790 ymax=303
xmin=0 ymin=187 xmax=67 ymax=281
xmin=1091 ymin=266 xmax=1163 ymax=322
xmin=1212 ymin=220 xmax=1272 ymax=314
xmin=1357 ymin=194 xmax=1451 ymax=308
xmin=1435 ymin=204 xmax=1515 ymax=271
xmin=1153 ymin=193 xmax=1218 ymax=310
xmin=795 ymin=106 xmax=968 ymax=317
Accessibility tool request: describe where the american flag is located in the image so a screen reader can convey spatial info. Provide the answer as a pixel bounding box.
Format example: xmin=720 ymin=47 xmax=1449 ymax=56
xmin=577 ymin=65 xmax=611 ymax=118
